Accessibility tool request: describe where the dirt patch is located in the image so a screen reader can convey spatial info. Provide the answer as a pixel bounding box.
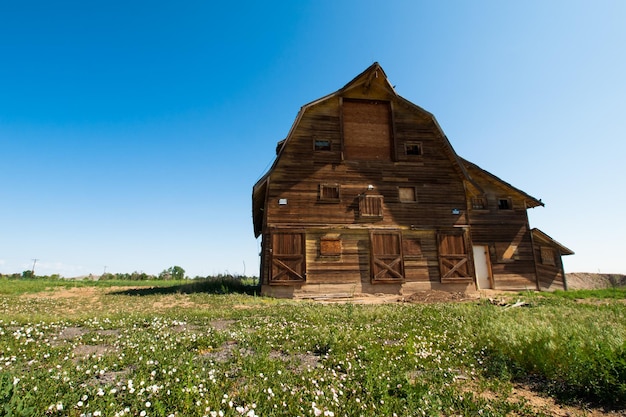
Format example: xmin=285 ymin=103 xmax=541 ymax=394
xmin=510 ymin=383 xmax=625 ymax=417
xmin=149 ymin=295 xmax=197 ymax=311
xmin=57 ymin=326 xmax=88 ymax=340
xmin=210 ymin=319 xmax=236 ymax=331
xmin=73 ymin=344 xmax=117 ymax=361
xmin=401 ymin=290 xmax=477 ymax=304
xmin=199 ymin=341 xmax=253 ymax=363
xmin=460 ymin=379 xmax=625 ymax=417
xmin=269 ymin=350 xmax=321 ymax=372
xmin=567 ymin=273 xmax=626 ymax=290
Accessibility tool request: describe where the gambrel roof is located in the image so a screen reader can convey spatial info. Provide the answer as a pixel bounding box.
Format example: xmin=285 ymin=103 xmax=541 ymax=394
xmin=253 ymin=62 xmax=495 ymax=236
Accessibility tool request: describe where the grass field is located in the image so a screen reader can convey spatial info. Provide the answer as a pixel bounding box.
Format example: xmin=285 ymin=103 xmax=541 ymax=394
xmin=0 ymin=278 xmax=624 ymax=416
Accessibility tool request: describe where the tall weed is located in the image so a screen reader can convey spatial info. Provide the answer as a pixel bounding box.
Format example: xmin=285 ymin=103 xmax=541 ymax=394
xmin=474 ymin=301 xmax=626 ymax=405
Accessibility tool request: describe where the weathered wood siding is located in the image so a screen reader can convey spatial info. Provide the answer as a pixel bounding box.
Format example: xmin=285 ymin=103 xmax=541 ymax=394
xmin=532 ymin=231 xmax=567 ymax=291
xmin=264 ymin=98 xmax=468 ymax=230
xmin=254 ymin=63 xmax=570 ymax=297
xmin=261 ymin=228 xmax=473 ymax=298
xmin=259 ymin=85 xmax=474 ymax=292
xmin=465 ymin=171 xmax=539 ymax=290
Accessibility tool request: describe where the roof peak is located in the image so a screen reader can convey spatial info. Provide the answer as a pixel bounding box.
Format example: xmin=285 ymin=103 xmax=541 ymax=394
xmin=338 ymin=62 xmax=396 ymax=96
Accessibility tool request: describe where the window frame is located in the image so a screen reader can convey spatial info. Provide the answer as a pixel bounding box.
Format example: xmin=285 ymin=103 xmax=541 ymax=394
xmin=398 ymin=186 xmax=418 ymax=203
xmin=404 ymin=141 xmax=423 ymax=156
xmin=497 ymin=197 xmax=513 ymax=210
xmin=471 ymin=196 xmax=487 ymax=210
xmin=314 ymin=139 xmax=331 ymax=151
xmin=319 ymin=183 xmax=340 ymax=203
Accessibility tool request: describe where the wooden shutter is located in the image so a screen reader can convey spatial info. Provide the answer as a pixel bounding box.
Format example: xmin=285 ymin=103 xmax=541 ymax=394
xmin=437 ymin=233 xmax=471 ymax=281
xmin=359 ymin=194 xmax=384 ymax=218
xmin=270 ymin=232 xmax=306 ymax=284
xmin=370 ymin=232 xmax=404 ymax=282
xmin=343 ymin=100 xmax=392 ymax=161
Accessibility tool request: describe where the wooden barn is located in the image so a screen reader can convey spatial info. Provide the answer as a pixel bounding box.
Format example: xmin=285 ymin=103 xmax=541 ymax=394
xmin=252 ymin=63 xmax=573 ymax=298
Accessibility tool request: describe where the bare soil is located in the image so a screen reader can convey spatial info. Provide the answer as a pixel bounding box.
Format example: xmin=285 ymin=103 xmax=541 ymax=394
xmin=566 ymin=273 xmax=626 ymax=290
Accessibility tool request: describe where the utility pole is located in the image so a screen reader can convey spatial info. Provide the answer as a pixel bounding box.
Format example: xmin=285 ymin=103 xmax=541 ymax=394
xmin=31 ymin=258 xmax=38 ymax=276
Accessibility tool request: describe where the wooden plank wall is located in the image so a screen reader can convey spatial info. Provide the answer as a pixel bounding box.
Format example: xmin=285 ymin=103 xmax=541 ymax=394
xmin=260 ymin=228 xmax=470 ymax=298
xmin=264 ymin=98 xmax=468 ymax=230
xmin=533 ymin=239 xmax=567 ymax=291
xmin=466 ymin=178 xmax=539 ymax=290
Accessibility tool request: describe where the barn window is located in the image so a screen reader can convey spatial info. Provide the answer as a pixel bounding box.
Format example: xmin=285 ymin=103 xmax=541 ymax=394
xmin=319 ymin=184 xmax=340 ymax=202
xmin=472 ymin=197 xmax=486 ymax=209
xmin=398 ymin=187 xmax=417 ymax=203
xmin=359 ymin=194 xmax=384 ymax=219
xmin=320 ymin=236 xmax=342 ymax=257
xmin=314 ymin=139 xmax=331 ymax=151
xmin=405 ymin=142 xmax=422 ymax=156
xmin=498 ymin=198 xmax=512 ymax=210
xmin=541 ymin=247 xmax=556 ymax=266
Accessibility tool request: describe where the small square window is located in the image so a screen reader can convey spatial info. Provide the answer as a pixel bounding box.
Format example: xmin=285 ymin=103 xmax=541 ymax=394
xmin=314 ymin=139 xmax=331 ymax=151
xmin=398 ymin=187 xmax=417 ymax=202
xmin=405 ymin=142 xmax=422 ymax=156
xmin=319 ymin=184 xmax=340 ymax=201
xmin=472 ymin=197 xmax=486 ymax=209
xmin=320 ymin=237 xmax=342 ymax=257
xmin=498 ymin=198 xmax=512 ymax=210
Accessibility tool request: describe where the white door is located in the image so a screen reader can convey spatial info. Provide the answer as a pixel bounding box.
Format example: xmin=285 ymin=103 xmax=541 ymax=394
xmin=473 ymin=245 xmax=491 ymax=289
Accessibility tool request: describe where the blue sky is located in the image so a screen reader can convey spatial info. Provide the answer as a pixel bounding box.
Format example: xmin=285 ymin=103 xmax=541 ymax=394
xmin=1 ymin=1 xmax=625 ymax=277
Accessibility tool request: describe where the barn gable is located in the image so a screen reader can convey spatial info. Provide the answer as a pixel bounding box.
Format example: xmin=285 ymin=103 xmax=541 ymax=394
xmin=252 ymin=63 xmax=571 ymax=298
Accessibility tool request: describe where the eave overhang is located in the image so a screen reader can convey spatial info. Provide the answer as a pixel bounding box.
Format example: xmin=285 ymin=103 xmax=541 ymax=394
xmin=532 ymin=228 xmax=574 ymax=255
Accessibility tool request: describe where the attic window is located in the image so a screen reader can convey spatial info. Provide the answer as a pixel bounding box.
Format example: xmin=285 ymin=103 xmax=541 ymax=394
xmin=314 ymin=139 xmax=331 ymax=151
xmin=472 ymin=197 xmax=486 ymax=209
xmin=498 ymin=198 xmax=512 ymax=210
xmin=405 ymin=142 xmax=422 ymax=156
xmin=398 ymin=187 xmax=417 ymax=203
xmin=359 ymin=194 xmax=384 ymax=219
xmin=319 ymin=184 xmax=340 ymax=202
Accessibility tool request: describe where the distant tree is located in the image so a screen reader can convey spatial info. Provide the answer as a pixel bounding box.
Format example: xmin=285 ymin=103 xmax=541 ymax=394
xmin=171 ymin=266 xmax=185 ymax=280
xmin=159 ymin=266 xmax=185 ymax=280
xmin=22 ymin=270 xmax=34 ymax=279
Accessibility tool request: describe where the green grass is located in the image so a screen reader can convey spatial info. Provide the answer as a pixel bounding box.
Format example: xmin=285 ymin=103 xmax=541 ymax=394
xmin=0 ymin=277 xmax=259 ymax=296
xmin=0 ymin=279 xmax=624 ymax=416
xmin=549 ymin=287 xmax=626 ymax=300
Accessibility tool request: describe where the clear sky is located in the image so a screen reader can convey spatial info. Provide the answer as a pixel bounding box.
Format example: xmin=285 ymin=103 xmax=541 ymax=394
xmin=1 ymin=1 xmax=625 ymax=277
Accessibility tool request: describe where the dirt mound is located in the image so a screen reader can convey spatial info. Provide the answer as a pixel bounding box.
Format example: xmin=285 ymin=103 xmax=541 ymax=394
xmin=402 ymin=290 xmax=475 ymax=303
xmin=566 ymin=273 xmax=626 ymax=290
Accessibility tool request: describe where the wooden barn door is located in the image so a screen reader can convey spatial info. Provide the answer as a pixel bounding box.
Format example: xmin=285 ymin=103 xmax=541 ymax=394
xmin=270 ymin=232 xmax=306 ymax=284
xmin=370 ymin=231 xmax=404 ymax=282
xmin=438 ymin=232 xmax=471 ymax=281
